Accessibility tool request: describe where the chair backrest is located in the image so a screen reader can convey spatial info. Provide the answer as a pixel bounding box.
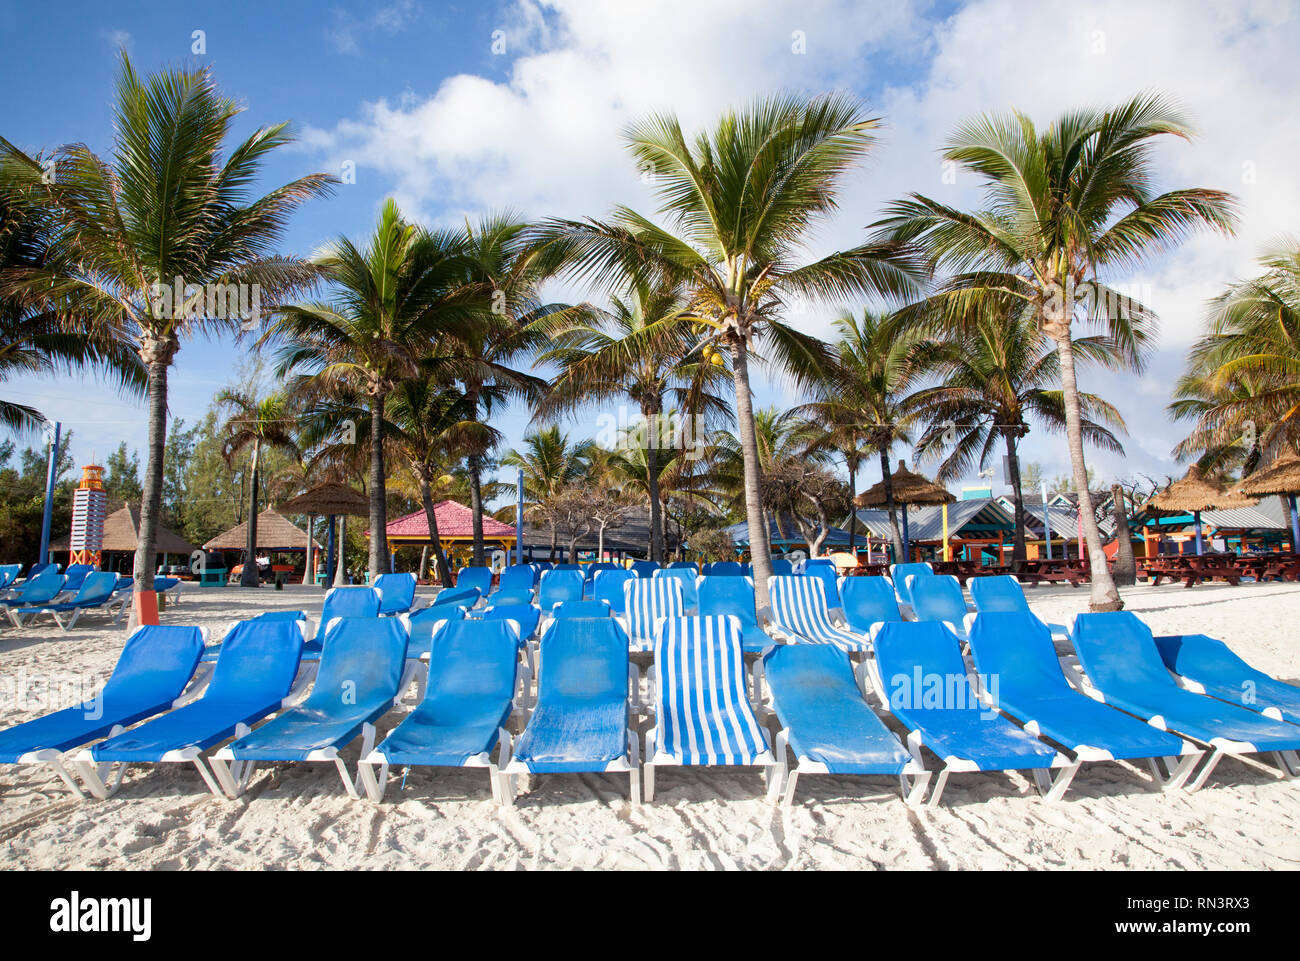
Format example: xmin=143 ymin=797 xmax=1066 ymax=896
xmin=26 ymin=562 xmax=57 ymax=580
xmin=624 ymin=577 xmax=685 ymax=649
xmin=536 ymin=617 xmax=628 ymax=704
xmin=16 ymin=571 xmax=65 ymax=603
xmin=968 ymin=575 xmax=1029 ymax=614
xmin=426 ymin=619 xmax=521 ymax=705
xmin=652 ymin=567 xmax=698 ymax=610
xmin=592 ymin=569 xmax=634 ymax=614
xmin=708 ymin=560 xmax=743 ymax=577
xmin=552 ymin=599 xmax=613 ymax=619
xmin=253 ymin=609 xmax=307 ymax=622
xmin=583 ymin=562 xmax=618 ymax=583
xmin=654 ymin=615 xmax=766 ymax=757
xmin=667 ymin=561 xmax=699 ymax=573
xmin=1152 ymin=633 xmax=1254 ymax=683
xmin=374 ymin=572 xmax=417 ymax=614
xmin=321 ymin=586 xmax=381 ymax=623
xmin=771 ymin=558 xmax=794 ymax=576
xmin=891 ymin=562 xmax=935 ymax=602
xmin=768 ymin=575 xmax=837 ymax=639
xmin=62 ymin=563 xmax=95 ymax=592
xmin=872 ymin=621 xmax=973 ymax=709
xmin=408 ymin=604 xmax=466 ymax=649
xmin=0 ymin=563 xmax=20 ymax=589
xmin=455 ymin=566 xmax=494 ymax=595
xmin=538 ymin=569 xmax=585 ymax=610
xmin=306 ymin=617 xmax=408 ymax=715
xmin=483 ymin=603 xmax=541 ymax=640
xmin=696 ymin=575 xmax=759 ymax=630
xmin=1072 ymin=611 xmax=1179 ymax=696
xmin=432 ymin=585 xmax=480 ymax=608
xmin=497 ymin=564 xmax=537 ymax=593
xmin=763 ymin=643 xmax=865 ymax=716
xmin=206 ymin=619 xmax=304 ymax=705
xmin=629 ymin=560 xmax=660 ymax=578
xmin=102 ymin=625 xmax=206 ymax=707
xmin=966 ymin=611 xmax=1073 ymax=702
xmin=910 ymin=574 xmax=968 ymax=626
xmin=801 ymin=563 xmax=841 ymax=608
xmin=73 ymin=571 xmax=119 ymax=605
xmin=839 ymin=576 xmax=903 ymax=633
xmin=552 ymin=563 xmax=583 ymax=572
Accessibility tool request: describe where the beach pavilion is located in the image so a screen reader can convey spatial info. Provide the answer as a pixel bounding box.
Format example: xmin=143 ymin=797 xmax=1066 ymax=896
xmin=48 ymin=503 xmax=197 ymax=573
xmin=203 ymin=509 xmax=322 ymax=583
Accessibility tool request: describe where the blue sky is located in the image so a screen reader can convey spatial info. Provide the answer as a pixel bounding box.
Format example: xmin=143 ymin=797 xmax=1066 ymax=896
xmin=2 ymin=0 xmax=1297 ymax=505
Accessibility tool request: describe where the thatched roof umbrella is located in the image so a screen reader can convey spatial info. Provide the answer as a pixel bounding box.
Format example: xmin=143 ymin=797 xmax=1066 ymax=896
xmin=1235 ymin=450 xmax=1300 ymax=552
xmin=279 ymin=483 xmax=370 ymax=586
xmin=855 ymin=461 xmax=955 ymax=560
xmin=1145 ymin=466 xmax=1258 ymax=555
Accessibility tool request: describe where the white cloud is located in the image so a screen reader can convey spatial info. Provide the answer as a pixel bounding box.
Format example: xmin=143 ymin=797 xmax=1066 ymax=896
xmin=327 ymin=0 xmax=422 ymax=55
xmin=104 ymin=29 xmax=132 ymax=52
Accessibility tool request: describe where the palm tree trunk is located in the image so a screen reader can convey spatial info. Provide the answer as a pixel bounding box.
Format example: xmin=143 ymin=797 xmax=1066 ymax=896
xmin=1054 ymin=333 xmax=1121 ymax=610
xmin=132 ymin=343 xmax=173 ymax=600
xmin=240 ymin=440 xmax=261 ymax=587
xmin=1111 ymin=483 xmax=1137 ymax=587
xmin=879 ymin=448 xmax=904 ymax=562
xmin=368 ymin=392 xmax=389 ymax=579
xmin=468 ymin=450 xmax=487 ymax=567
xmin=846 ymin=459 xmax=858 ymax=550
xmin=728 ymin=336 xmax=774 ymax=608
xmin=645 ymin=409 xmax=665 ymax=563
xmin=1004 ymin=432 xmax=1027 ymax=565
xmin=418 ymin=473 xmax=453 ymax=587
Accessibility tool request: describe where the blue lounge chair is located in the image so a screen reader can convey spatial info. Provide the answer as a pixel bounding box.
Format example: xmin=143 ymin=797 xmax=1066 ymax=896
xmin=667 ymin=561 xmax=699 ymax=573
xmin=210 ymin=617 xmax=409 ymax=798
xmin=321 ymin=586 xmax=381 ymax=625
xmin=455 ymin=566 xmax=494 ymax=597
xmin=968 ymin=575 xmax=1069 ymax=638
xmin=869 ymin=621 xmax=1072 ymax=805
xmin=551 ymin=599 xmax=612 ymax=619
xmin=59 ymin=563 xmax=96 ymax=595
xmin=839 ymin=576 xmax=904 ymax=635
xmin=909 ymin=574 xmax=972 ymax=639
xmin=374 ymin=572 xmax=418 ymax=615
xmin=696 ymin=575 xmax=775 ymax=655
xmin=622 ymin=576 xmax=685 ymax=653
xmin=482 ymin=603 xmax=541 ymax=642
xmin=644 ymin=615 xmax=781 ymax=802
xmin=0 ymin=563 xmax=21 ymax=593
xmin=583 ymin=563 xmax=618 ymax=595
xmin=73 ymin=619 xmax=304 ymax=799
xmin=359 ymin=619 xmax=523 ymax=803
xmin=708 ymin=561 xmax=743 ymax=576
xmin=802 ymin=559 xmax=842 ymax=609
xmin=407 ymin=605 xmax=466 ymax=658
xmin=771 ymin=558 xmax=794 ymax=576
xmin=768 ymin=576 xmax=869 ymax=652
xmin=652 ymin=567 xmax=698 ymax=613
xmin=502 ymin=617 xmax=639 ymax=804
xmin=537 ymin=569 xmax=584 ymax=612
xmin=431 ymin=585 xmax=480 ymax=609
xmin=2 ymin=571 xmax=67 ymax=624
xmin=592 ymin=569 xmax=634 ymax=615
xmin=967 ymin=612 xmax=1201 ymax=792
xmin=890 ymin=562 xmax=934 ymax=606
xmin=0 ymin=625 xmax=205 ymax=797
xmin=13 ymin=572 xmax=124 ymax=630
xmin=1072 ymin=612 xmax=1300 ymax=789
xmin=203 ymin=610 xmax=310 ymax=663
xmin=629 ymin=560 xmax=659 ymax=578
xmin=495 ymin=564 xmax=537 ymax=596
xmin=489 ymin=588 xmax=534 ymax=607
xmin=1154 ymin=632 xmax=1300 ymax=725
xmin=764 ymin=643 xmax=927 ymax=806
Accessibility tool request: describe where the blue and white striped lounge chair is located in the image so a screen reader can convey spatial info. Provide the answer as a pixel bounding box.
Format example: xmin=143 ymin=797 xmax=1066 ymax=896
xmin=764 ymin=643 xmax=927 ymax=806
xmin=967 ymin=612 xmax=1202 ymax=792
xmin=802 ymin=559 xmax=841 ymax=609
xmin=210 ymin=617 xmax=409 ymax=799
xmin=374 ymin=572 xmax=419 ymax=615
xmin=652 ymin=567 xmax=698 ymax=613
xmin=708 ymin=561 xmax=743 ymax=576
xmin=359 ymin=619 xmax=523 ymax=803
xmin=839 ymin=576 xmax=905 ymax=635
xmin=644 ymin=615 xmax=781 ymax=803
xmin=890 ymin=562 xmax=934 ymax=606
xmin=321 ymin=586 xmax=381 ymax=624
xmin=592 ymin=569 xmax=634 ymax=614
xmin=696 ymin=575 xmax=775 ymax=655
xmin=768 ymin=576 xmax=869 ymax=652
xmin=622 ymin=577 xmax=685 ymax=653
xmin=968 ymin=575 xmax=1069 ymax=638
xmin=1071 ymin=612 xmax=1300 ymax=790
xmin=629 ymin=560 xmax=659 ymax=578
xmin=2 ymin=571 xmax=67 ymax=624
xmin=537 ymin=569 xmax=584 ymax=613
xmin=868 ymin=621 xmax=1075 ymax=806
xmin=0 ymin=625 xmax=205 ymax=798
xmin=455 ymin=566 xmax=494 ymax=597
xmin=502 ymin=617 xmax=639 ymax=805
xmin=1153 ymin=631 xmax=1300 ymax=725
xmin=12 ymin=572 xmax=124 ymax=630
xmin=551 ymin=599 xmax=613 ymax=619
xmin=431 ymin=585 xmax=480 ymax=609
xmin=909 ymin=574 xmax=973 ymax=639
xmin=72 ymin=619 xmax=304 ymax=799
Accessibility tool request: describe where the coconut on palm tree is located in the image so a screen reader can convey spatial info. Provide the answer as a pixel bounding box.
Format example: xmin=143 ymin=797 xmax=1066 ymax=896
xmin=529 ymin=93 xmax=923 ymax=607
xmin=873 ymin=94 xmax=1238 ymax=610
xmin=218 ymin=389 xmax=300 ymax=587
xmin=267 ymin=200 xmax=480 ymax=579
xmin=0 ymin=54 xmax=332 ymax=606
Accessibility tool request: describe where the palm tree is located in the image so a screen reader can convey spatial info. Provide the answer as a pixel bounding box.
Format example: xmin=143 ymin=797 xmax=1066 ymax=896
xmin=536 ymin=277 xmax=730 ymax=561
xmin=0 ymin=54 xmax=332 ymax=601
xmin=910 ymin=303 xmax=1126 ymax=562
xmin=267 ymin=200 xmax=480 ymax=578
xmin=218 ymin=389 xmax=300 ymax=587
xmin=872 ymin=94 xmax=1238 ymax=610
xmin=501 ymin=426 xmax=596 ymax=560
xmin=529 ymin=93 xmax=923 ymax=607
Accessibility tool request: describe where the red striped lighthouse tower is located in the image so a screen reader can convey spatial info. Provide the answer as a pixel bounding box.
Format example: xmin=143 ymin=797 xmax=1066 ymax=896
xmin=69 ymin=463 xmax=108 ymax=568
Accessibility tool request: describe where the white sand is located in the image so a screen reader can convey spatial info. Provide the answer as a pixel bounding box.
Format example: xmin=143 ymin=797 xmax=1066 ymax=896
xmin=2 ymin=579 xmax=1299 ymax=870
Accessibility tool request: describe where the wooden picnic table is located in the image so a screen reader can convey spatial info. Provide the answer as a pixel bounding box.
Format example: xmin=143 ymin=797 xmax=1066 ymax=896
xmin=1016 ymin=559 xmax=1086 ymax=587
xmin=1143 ymin=554 xmax=1241 ymax=588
